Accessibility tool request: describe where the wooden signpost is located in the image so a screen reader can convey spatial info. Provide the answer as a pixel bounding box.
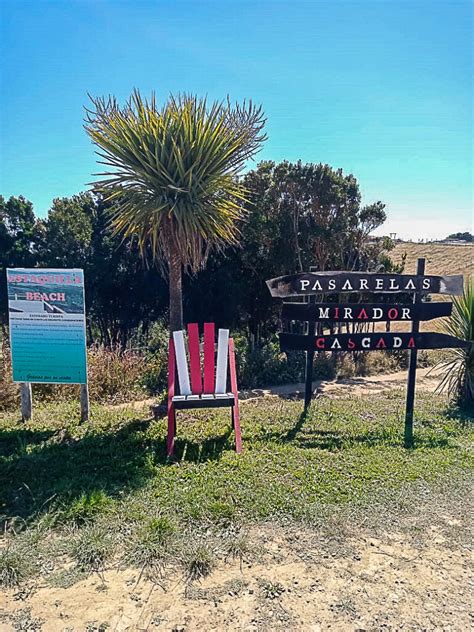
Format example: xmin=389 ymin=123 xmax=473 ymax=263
xmin=279 ymin=331 xmax=469 ymax=352
xmin=267 ymin=259 xmax=468 ymax=447
xmin=267 ymin=271 xmax=464 ymax=297
xmin=405 ymin=258 xmax=424 ymax=448
xmin=282 ymin=301 xmax=453 ymax=322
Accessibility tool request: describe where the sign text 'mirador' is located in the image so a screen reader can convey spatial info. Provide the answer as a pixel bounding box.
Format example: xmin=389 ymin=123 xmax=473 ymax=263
xmin=281 ymin=301 xmax=452 ymax=323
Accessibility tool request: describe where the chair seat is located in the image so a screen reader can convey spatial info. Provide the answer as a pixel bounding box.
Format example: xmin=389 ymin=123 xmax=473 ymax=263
xmin=172 ymin=393 xmax=235 ymax=409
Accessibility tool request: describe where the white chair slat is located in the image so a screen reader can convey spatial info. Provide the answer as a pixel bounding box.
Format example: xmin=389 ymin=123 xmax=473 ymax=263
xmin=173 ymin=330 xmax=191 ymax=396
xmin=215 ymin=329 xmax=229 ymax=394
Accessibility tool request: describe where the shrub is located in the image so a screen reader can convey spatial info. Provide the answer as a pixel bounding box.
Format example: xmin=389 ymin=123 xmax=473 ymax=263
xmin=234 ymin=334 xmax=305 ymax=388
xmin=435 ymin=281 xmax=474 ymax=410
xmin=139 ymin=320 xmax=169 ymax=396
xmin=0 ymin=545 xmax=36 ymax=588
xmin=70 ymin=525 xmax=114 ymax=573
xmin=350 ymin=350 xmax=407 ymax=377
xmin=1 ymin=335 xmax=149 ymax=408
xmin=32 ymin=345 xmax=148 ymax=405
xmin=0 ymin=332 xmax=18 ymax=412
xmin=313 ymin=353 xmax=337 ymax=380
xmin=87 ymin=345 xmax=147 ymax=404
xmin=65 ymin=490 xmax=114 ymax=526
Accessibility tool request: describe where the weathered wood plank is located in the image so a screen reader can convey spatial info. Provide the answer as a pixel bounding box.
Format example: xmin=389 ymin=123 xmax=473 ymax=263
xmin=20 ymin=383 xmax=32 ymax=422
xmin=173 ymin=330 xmax=191 ymax=396
xmin=267 ymin=271 xmax=464 ymax=297
xmin=203 ymin=322 xmax=216 ymax=394
xmin=187 ymin=323 xmax=203 ymax=395
xmin=279 ymin=332 xmax=469 ymax=352
xmin=80 ymin=383 xmax=90 ymax=423
xmin=282 ymin=301 xmax=453 ymax=322
xmin=405 ymin=257 xmax=425 ymax=448
xmin=215 ymin=329 xmax=229 ymax=394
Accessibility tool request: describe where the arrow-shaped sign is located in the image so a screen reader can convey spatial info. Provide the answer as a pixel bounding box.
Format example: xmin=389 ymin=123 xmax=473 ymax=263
xmin=279 ymin=332 xmax=469 ymax=352
xmin=281 ymin=301 xmax=453 ymax=322
xmin=267 ymin=271 xmax=464 ymax=297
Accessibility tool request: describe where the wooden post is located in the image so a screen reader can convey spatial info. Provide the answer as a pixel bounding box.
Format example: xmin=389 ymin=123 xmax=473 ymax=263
xmin=304 ymin=296 xmax=316 ymax=411
xmin=20 ymin=383 xmax=32 ymax=421
xmin=80 ymin=383 xmax=90 ymax=423
xmin=404 ymin=257 xmax=425 ymax=448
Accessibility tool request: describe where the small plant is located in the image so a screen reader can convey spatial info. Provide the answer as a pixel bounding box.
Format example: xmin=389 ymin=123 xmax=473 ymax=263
xmin=225 ymin=531 xmax=252 ymax=570
xmin=87 ymin=345 xmax=147 ymax=404
xmin=259 ymin=579 xmax=285 ymax=600
xmin=183 ymin=542 xmax=215 ymax=582
xmin=70 ymin=525 xmax=114 ymax=573
xmin=125 ymin=516 xmax=176 ymax=577
xmin=0 ymin=546 xmax=35 ymax=588
xmin=65 ymin=490 xmax=114 ymax=525
xmin=0 ymin=331 xmax=19 ymax=412
xmin=434 ymin=281 xmax=474 ymax=410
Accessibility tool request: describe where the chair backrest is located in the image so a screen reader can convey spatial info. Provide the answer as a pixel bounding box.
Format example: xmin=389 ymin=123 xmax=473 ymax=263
xmin=172 ymin=323 xmax=230 ymax=396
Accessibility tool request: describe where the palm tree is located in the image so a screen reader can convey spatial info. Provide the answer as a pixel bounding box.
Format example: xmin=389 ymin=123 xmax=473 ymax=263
xmin=85 ymin=91 xmax=266 ymax=331
xmin=435 ymin=280 xmax=473 ymax=410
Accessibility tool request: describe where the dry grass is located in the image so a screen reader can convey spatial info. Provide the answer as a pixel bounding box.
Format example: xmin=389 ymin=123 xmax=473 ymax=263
xmin=382 ymin=242 xmax=473 ymax=334
xmin=0 ymin=332 xmax=19 ymax=412
xmin=391 ymin=242 xmax=473 ymax=278
xmin=0 ymin=344 xmax=148 ymax=410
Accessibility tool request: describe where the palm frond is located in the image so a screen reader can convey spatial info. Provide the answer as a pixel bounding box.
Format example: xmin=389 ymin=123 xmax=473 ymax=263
xmin=434 ymin=280 xmax=474 ymax=408
xmin=85 ymin=92 xmax=266 ymax=271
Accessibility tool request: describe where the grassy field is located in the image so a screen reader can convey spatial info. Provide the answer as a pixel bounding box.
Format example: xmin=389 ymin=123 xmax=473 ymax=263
xmin=0 ymin=392 xmax=472 ymax=589
xmin=391 ymin=241 xmax=473 ymax=278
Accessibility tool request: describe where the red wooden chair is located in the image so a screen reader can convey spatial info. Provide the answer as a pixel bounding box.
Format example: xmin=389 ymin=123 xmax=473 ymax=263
xmin=167 ymin=323 xmax=242 ymax=457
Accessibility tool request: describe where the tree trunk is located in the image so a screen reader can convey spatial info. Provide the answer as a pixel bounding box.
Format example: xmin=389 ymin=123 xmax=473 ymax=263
xmin=169 ymin=253 xmax=183 ymax=332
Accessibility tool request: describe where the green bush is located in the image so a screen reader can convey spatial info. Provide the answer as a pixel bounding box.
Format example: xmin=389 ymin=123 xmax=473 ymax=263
xmin=435 ymin=281 xmax=474 ymax=410
xmin=0 ymin=335 xmax=19 ymax=412
xmin=0 ymin=336 xmax=149 ymax=409
xmin=234 ymin=334 xmax=305 ymax=388
xmin=140 ymin=320 xmax=169 ymax=396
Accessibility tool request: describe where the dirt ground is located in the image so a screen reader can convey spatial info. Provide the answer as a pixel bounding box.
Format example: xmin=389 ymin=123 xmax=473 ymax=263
xmin=240 ymin=365 xmax=442 ymax=401
xmin=1 ymin=480 xmax=472 ymax=631
xmin=1 ymin=371 xmax=471 ymax=631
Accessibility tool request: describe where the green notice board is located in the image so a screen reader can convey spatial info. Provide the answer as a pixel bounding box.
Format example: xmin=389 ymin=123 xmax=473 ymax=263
xmin=7 ymin=268 xmax=87 ymax=384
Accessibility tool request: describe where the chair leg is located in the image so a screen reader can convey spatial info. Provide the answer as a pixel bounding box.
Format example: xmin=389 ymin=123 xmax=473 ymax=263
xmin=167 ymin=337 xmax=177 ymax=458
xmin=232 ymin=403 xmax=242 ymax=454
xmin=228 ymin=337 xmax=242 ymax=453
xmin=167 ymin=405 xmax=176 ymax=457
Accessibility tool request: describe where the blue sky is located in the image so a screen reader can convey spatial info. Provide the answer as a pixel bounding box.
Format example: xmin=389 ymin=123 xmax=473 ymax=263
xmin=1 ymin=0 xmax=472 ymax=239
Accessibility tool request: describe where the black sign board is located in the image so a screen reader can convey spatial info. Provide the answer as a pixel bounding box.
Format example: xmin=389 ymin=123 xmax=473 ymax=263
xmin=266 ymin=258 xmax=468 ymax=448
xmin=279 ymin=332 xmax=468 ymax=353
xmin=267 ymin=271 xmax=464 ymax=298
xmin=282 ymin=301 xmax=453 ymax=323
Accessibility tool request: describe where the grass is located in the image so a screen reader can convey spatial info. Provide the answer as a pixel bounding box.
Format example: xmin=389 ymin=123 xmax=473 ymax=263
xmin=70 ymin=524 xmax=114 ymax=573
xmin=391 ymin=241 xmax=473 ymax=279
xmin=0 ymin=545 xmax=37 ymax=588
xmin=0 ymin=392 xmax=472 ymax=587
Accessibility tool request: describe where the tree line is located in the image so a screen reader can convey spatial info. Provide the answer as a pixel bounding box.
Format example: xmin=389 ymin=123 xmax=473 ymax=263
xmin=1 ymin=160 xmax=394 ymax=348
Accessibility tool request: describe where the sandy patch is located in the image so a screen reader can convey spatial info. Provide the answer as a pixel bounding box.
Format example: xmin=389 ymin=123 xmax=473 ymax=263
xmin=1 ymin=504 xmax=472 ymax=631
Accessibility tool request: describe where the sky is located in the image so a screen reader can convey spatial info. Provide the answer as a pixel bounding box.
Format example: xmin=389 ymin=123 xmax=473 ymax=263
xmin=0 ymin=0 xmax=472 ymax=240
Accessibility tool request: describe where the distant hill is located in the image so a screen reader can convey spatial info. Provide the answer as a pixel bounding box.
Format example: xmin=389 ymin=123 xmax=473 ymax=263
xmin=379 ymin=241 xmax=473 ymax=333
xmin=390 ymin=242 xmax=473 ymax=279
